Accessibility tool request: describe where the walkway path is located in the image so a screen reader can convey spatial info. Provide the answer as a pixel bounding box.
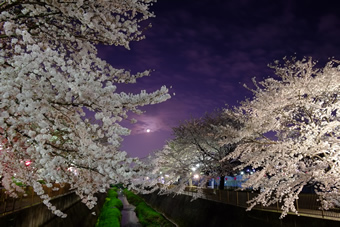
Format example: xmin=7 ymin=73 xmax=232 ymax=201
xmin=118 ymin=190 xmax=142 ymax=227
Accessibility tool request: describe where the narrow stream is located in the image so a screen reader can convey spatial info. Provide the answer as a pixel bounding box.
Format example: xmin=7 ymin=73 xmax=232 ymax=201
xmin=118 ymin=190 xmax=142 ymax=227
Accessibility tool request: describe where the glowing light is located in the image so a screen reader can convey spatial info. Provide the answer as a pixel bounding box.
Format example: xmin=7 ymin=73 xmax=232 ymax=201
xmin=67 ymin=167 xmax=78 ymax=175
xmin=25 ymin=160 xmax=32 ymax=166
xmin=146 ymin=129 xmax=151 ymax=133
xmin=193 ymin=174 xmax=199 ymax=179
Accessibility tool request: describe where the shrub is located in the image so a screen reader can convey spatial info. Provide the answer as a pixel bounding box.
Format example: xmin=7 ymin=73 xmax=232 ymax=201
xmin=96 ymin=188 xmax=123 ymax=227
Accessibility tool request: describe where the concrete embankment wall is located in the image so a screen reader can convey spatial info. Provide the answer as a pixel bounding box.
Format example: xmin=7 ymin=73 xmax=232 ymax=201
xmin=141 ymin=192 xmax=340 ymax=227
xmin=0 ymin=192 xmax=106 ymax=227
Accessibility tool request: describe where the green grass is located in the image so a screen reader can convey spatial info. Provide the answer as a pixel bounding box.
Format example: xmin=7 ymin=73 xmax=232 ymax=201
xmin=123 ymin=189 xmax=175 ymax=227
xmin=123 ymin=189 xmax=144 ymax=205
xmin=96 ymin=188 xmax=123 ymax=227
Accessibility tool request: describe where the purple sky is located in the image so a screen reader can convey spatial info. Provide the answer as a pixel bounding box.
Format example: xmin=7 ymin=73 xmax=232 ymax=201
xmin=97 ymin=0 xmax=340 ymax=158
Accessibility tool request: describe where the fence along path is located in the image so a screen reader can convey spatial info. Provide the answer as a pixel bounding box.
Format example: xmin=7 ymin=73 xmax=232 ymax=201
xmin=181 ymin=187 xmax=340 ymax=221
xmin=0 ymin=183 xmax=73 ymax=216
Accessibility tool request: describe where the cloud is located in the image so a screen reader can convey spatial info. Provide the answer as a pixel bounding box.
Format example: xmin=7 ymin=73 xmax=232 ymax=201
xmin=98 ymin=0 xmax=340 ymax=158
xmin=129 ymin=114 xmax=169 ymax=135
xmin=127 ymin=96 xmax=194 ymax=135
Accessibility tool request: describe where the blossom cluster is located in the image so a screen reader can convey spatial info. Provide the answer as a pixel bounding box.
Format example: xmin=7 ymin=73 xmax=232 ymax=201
xmin=149 ymin=110 xmax=241 ymax=195
xmin=226 ymin=58 xmax=340 ymax=217
xmin=150 ymin=57 xmax=340 ymax=218
xmin=0 ymin=0 xmax=170 ymax=217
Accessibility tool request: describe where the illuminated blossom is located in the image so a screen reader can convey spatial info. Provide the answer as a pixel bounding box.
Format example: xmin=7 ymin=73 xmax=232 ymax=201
xmin=0 ymin=0 xmax=169 ymax=217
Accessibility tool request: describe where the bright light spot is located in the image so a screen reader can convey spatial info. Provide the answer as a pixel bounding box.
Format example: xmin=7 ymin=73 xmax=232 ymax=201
xmin=146 ymin=129 xmax=151 ymax=133
xmin=240 ymin=171 xmax=244 ymax=175
xmin=191 ymin=167 xmax=196 ymax=172
xmin=165 ymin=174 xmax=169 ymax=178
xmin=193 ymin=174 xmax=200 ymax=179
xmin=196 ymin=164 xmax=200 ymax=167
xmin=67 ymin=167 xmax=78 ymax=175
xmin=25 ymin=160 xmax=32 ymax=166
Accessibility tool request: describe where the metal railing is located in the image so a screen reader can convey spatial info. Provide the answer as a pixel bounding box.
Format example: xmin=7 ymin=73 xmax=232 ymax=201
xmin=182 ymin=187 xmax=340 ymax=221
xmin=0 ymin=183 xmax=73 ymax=215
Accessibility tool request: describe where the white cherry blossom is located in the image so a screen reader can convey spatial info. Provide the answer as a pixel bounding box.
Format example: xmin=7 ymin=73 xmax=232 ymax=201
xmin=0 ymin=0 xmax=169 ymax=217
xmin=222 ymin=57 xmax=340 ymax=218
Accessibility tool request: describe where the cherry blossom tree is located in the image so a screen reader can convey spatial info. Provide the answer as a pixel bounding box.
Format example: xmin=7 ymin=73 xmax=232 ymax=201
xmin=149 ymin=141 xmax=200 ymax=195
xmin=222 ymin=57 xmax=340 ymax=218
xmin=150 ymin=109 xmax=241 ymax=195
xmin=0 ymin=0 xmax=170 ymax=217
xmin=172 ymin=110 xmax=240 ymax=190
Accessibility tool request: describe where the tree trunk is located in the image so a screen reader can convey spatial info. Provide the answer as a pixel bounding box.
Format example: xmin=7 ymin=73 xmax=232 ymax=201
xmin=189 ymin=178 xmax=193 ymax=187
xmin=219 ymin=176 xmax=225 ymax=190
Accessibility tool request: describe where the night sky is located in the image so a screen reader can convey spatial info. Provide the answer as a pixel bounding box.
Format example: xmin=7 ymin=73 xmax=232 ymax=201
xmin=97 ymin=0 xmax=340 ymax=158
